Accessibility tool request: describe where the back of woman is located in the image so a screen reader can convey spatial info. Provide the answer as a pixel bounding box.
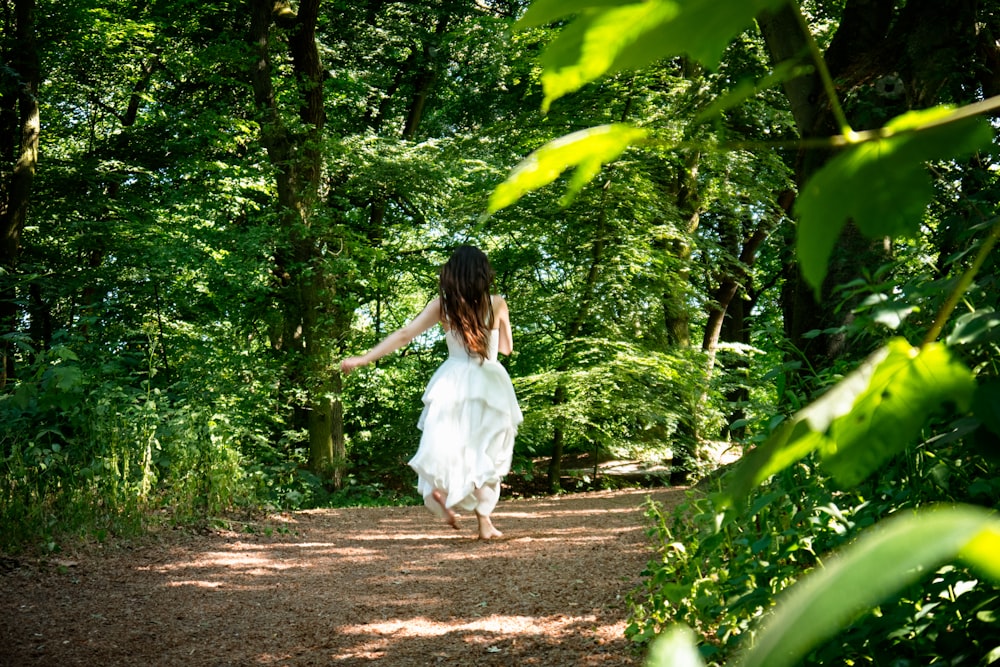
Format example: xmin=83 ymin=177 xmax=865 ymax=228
xmin=341 ymin=245 xmax=521 ymax=540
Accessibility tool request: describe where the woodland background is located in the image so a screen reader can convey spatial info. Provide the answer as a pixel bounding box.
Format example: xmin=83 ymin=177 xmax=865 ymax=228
xmin=2 ymin=1 xmax=1000 ymax=664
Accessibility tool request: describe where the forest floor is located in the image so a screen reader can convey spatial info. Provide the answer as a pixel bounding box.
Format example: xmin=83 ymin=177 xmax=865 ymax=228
xmin=0 ymin=486 xmax=690 ymax=667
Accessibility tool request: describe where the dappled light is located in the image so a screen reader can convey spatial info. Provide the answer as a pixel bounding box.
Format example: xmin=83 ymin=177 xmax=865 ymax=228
xmin=4 ymin=1 xmax=998 ymax=666
xmin=1 ymin=488 xmax=685 ymax=666
xmin=332 ymin=613 xmax=627 ymax=662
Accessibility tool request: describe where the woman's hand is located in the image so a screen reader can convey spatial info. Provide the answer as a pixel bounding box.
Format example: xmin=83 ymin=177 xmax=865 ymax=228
xmin=340 ymin=356 xmax=367 ymax=375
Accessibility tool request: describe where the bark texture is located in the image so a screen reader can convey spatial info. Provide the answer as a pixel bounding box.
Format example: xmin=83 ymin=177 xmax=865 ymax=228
xmin=757 ymin=0 xmax=997 ymax=369
xmin=250 ymin=0 xmax=345 ymax=483
xmin=0 ymin=0 xmax=40 ymax=387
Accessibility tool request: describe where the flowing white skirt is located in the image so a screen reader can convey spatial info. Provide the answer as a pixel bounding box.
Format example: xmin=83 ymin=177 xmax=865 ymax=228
xmin=408 ymin=333 xmax=522 ymax=517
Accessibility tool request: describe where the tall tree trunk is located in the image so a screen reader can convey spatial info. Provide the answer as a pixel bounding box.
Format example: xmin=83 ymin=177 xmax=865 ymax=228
xmin=700 ymin=204 xmax=779 ymax=441
xmin=250 ymin=0 xmax=346 ymax=485
xmin=701 ymin=199 xmax=783 ymax=373
xmin=655 ymin=146 xmax=701 ymax=471
xmin=660 ymin=149 xmax=701 ymax=347
xmin=758 ymin=1 xmax=987 ymax=372
xmin=402 ymin=14 xmax=449 ymax=140
xmin=0 ymin=0 xmax=40 ymax=388
xmin=757 ymin=2 xmax=893 ymax=370
xmin=660 ymin=60 xmax=706 ymax=348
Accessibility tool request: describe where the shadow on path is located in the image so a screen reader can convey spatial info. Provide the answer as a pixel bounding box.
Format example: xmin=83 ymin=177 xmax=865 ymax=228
xmin=0 ymin=487 xmax=687 ymax=667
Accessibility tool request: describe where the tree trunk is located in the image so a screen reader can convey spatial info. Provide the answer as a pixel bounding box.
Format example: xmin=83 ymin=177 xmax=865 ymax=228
xmin=660 ymin=149 xmax=701 ymax=347
xmin=0 ymin=0 xmax=40 ymax=388
xmin=701 ymin=214 xmax=776 ymax=373
xmin=700 ymin=203 xmax=778 ymax=440
xmin=250 ymin=0 xmax=346 ymax=485
xmin=759 ymin=1 xmax=991 ymax=372
xmin=547 ymin=384 xmax=568 ymax=490
xmin=402 ymin=14 xmax=449 ymax=140
xmin=757 ymin=2 xmax=893 ymax=369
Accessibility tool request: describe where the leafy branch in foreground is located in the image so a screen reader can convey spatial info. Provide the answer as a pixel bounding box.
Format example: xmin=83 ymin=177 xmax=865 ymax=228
xmin=489 ymin=2 xmax=999 ymax=303
xmin=515 ymin=0 xmax=787 ymax=112
xmin=646 ymin=506 xmax=1000 ymax=667
xmin=493 ymin=0 xmax=1000 ymax=665
xmin=717 ymin=338 xmax=976 ymax=506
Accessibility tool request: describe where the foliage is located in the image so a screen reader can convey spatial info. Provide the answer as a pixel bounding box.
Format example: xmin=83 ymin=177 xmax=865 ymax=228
xmin=4 ymin=20 xmax=996 ymax=667
xmin=631 ymin=442 xmax=1000 ymax=664
xmin=515 ymin=338 xmax=704 ymax=463
xmin=0 ymin=333 xmax=255 ymax=552
xmin=6 ymin=0 xmax=788 ymax=552
xmin=493 ymin=0 xmax=1000 ymax=665
xmin=795 ymin=109 xmax=994 ymax=297
xmin=516 ymin=0 xmax=787 ymax=111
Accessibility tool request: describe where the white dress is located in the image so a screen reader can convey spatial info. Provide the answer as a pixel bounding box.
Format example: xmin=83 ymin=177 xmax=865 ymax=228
xmin=408 ymin=328 xmax=523 ymax=518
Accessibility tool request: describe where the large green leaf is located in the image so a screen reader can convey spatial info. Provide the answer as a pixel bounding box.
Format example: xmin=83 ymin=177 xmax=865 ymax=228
xmin=718 ymin=338 xmax=975 ymax=508
xmin=819 ymin=338 xmax=976 ymax=486
xmin=947 ymin=308 xmax=1000 ymax=348
xmin=735 ymin=505 xmax=1000 ymax=667
xmin=519 ymin=0 xmax=787 ymax=111
xmin=794 ymin=108 xmax=994 ymax=297
xmin=487 ymin=123 xmax=647 ymax=212
xmin=716 ymin=346 xmax=887 ymax=508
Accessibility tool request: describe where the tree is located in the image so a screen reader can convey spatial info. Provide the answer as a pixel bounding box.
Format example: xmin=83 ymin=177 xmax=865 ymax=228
xmin=759 ymin=0 xmax=1000 ymax=369
xmin=0 ymin=0 xmax=40 ymax=387
xmin=248 ymin=0 xmax=349 ymax=484
xmin=492 ymin=1 xmax=1000 ymax=663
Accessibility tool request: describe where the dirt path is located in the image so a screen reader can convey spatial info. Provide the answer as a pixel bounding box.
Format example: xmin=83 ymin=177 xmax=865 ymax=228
xmin=1 ymin=487 xmax=686 ymax=666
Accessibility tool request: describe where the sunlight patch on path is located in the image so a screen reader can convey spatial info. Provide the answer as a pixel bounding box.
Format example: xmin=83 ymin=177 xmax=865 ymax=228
xmin=332 ymin=612 xmax=626 ymax=660
xmin=339 ymin=613 xmax=609 ymax=637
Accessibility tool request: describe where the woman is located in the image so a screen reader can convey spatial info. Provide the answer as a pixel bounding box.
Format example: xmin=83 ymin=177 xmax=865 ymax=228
xmin=340 ymin=246 xmax=522 ymax=540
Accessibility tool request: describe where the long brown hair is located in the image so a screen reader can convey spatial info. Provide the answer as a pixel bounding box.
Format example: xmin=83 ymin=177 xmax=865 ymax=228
xmin=439 ymin=245 xmax=495 ymax=360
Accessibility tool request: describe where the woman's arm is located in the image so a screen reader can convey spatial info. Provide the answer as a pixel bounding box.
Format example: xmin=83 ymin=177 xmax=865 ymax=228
xmin=493 ymin=295 xmax=513 ymax=356
xmin=340 ymin=298 xmax=442 ymax=374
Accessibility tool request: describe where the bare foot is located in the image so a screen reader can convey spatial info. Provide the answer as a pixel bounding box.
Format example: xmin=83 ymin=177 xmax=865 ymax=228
xmin=431 ymin=490 xmax=459 ymax=530
xmin=476 ymin=512 xmax=503 ymax=540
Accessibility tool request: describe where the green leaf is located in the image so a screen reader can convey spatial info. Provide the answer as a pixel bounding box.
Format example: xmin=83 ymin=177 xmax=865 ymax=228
xmin=488 ymin=124 xmax=647 ymax=212
xmin=947 ymin=308 xmax=1000 ymax=347
xmin=13 ymin=383 xmax=35 ymax=410
xmin=527 ymin=0 xmax=787 ymax=111
xmin=536 ymin=2 xmax=681 ymax=111
xmin=717 ymin=417 xmax=825 ymax=511
xmin=718 ymin=345 xmax=891 ymax=508
xmin=718 ymin=339 xmax=975 ymax=508
xmin=794 ymin=109 xmax=994 ymax=297
xmin=646 ymin=624 xmax=706 ymax=667
xmin=55 ymin=346 xmax=80 ymax=361
xmin=736 ymin=505 xmax=1000 ymax=667
xmin=819 ymin=339 xmax=976 ymax=486
xmin=52 ymin=365 xmax=84 ymax=392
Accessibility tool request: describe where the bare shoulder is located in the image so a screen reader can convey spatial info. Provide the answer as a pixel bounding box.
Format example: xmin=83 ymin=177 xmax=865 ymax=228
xmin=409 ymin=296 xmax=444 ymax=333
xmin=425 ymin=296 xmax=445 ymax=326
xmin=420 ymin=296 xmax=443 ymax=318
xmin=491 ymin=295 xmax=511 ymax=329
